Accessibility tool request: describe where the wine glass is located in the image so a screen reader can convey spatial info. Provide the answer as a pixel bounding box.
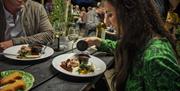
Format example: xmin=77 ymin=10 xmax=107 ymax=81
xmin=53 ymin=22 xmax=66 ymax=51
xmin=67 ymin=24 xmax=79 ymax=52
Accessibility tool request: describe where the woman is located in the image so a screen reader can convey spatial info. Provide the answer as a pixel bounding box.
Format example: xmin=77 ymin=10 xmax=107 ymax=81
xmin=85 ymin=0 xmax=180 ymax=91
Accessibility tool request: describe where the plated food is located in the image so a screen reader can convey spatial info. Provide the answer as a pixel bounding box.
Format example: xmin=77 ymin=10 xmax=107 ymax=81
xmin=3 ymin=44 xmax=54 ymax=61
xmin=0 ymin=70 xmax=34 ymax=91
xmin=17 ymin=44 xmax=43 ymax=59
xmin=52 ymin=53 xmax=106 ymax=77
xmin=60 ymin=54 xmax=95 ymax=74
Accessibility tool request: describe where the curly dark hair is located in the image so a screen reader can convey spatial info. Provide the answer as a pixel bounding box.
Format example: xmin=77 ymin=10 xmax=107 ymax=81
xmin=104 ymin=0 xmax=177 ymax=91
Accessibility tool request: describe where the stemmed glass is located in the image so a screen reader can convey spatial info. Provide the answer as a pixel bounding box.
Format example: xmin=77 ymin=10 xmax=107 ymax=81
xmin=67 ymin=23 xmax=79 ymax=52
xmin=53 ymin=22 xmax=66 ymax=51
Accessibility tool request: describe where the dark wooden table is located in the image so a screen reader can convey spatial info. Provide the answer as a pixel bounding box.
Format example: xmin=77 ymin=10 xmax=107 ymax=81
xmin=0 ymin=42 xmax=114 ymax=91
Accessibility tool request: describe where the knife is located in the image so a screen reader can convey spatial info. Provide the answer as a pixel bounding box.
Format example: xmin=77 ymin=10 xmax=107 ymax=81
xmin=0 ymin=53 xmax=18 ymax=56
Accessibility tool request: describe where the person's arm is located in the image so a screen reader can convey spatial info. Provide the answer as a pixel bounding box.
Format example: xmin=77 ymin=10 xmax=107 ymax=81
xmin=143 ymin=46 xmax=180 ymax=91
xmin=143 ymin=58 xmax=180 ymax=91
xmin=0 ymin=40 xmax=13 ymax=50
xmin=97 ymin=39 xmax=117 ymax=53
xmin=12 ymin=4 xmax=53 ymax=45
xmin=85 ymin=37 xmax=117 ymax=53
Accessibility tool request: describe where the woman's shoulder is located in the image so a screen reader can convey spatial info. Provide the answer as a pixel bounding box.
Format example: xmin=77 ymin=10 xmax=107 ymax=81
xmin=143 ymin=38 xmax=180 ymax=86
xmin=143 ymin=38 xmax=177 ymax=63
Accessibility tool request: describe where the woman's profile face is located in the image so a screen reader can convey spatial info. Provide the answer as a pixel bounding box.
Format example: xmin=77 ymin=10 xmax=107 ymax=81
xmin=104 ymin=1 xmax=118 ymax=30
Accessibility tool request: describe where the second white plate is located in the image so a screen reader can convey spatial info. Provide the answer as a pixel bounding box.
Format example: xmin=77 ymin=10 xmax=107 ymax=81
xmin=3 ymin=44 xmax=54 ymax=61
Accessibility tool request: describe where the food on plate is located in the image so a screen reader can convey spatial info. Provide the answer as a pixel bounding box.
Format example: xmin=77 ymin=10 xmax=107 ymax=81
xmin=60 ymin=54 xmax=95 ymax=74
xmin=28 ymin=44 xmax=43 ymax=55
xmin=60 ymin=58 xmax=79 ymax=72
xmin=0 ymin=80 xmax=25 ymax=91
xmin=77 ymin=53 xmax=90 ymax=64
xmin=0 ymin=72 xmax=22 ymax=85
xmin=0 ymin=72 xmax=26 ymax=91
xmin=17 ymin=44 xmax=43 ymax=58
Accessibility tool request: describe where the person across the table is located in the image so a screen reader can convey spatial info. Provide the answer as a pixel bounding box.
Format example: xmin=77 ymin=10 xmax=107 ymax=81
xmin=0 ymin=0 xmax=53 ymax=52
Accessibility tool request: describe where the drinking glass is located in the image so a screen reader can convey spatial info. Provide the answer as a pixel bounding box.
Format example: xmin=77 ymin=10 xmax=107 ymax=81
xmin=53 ymin=22 xmax=66 ymax=51
xmin=67 ymin=24 xmax=79 ymax=52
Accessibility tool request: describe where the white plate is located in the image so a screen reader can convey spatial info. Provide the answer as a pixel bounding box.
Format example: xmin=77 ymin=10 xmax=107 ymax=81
xmin=52 ymin=53 xmax=106 ymax=77
xmin=3 ymin=44 xmax=54 ymax=61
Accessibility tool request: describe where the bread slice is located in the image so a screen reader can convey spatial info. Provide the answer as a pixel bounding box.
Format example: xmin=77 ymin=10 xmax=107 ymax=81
xmin=0 ymin=72 xmax=22 ymax=85
xmin=0 ymin=80 xmax=26 ymax=91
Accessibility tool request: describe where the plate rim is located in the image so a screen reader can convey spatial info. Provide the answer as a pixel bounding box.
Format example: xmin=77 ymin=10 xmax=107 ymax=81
xmin=52 ymin=53 xmax=107 ymax=77
xmin=3 ymin=44 xmax=54 ymax=61
xmin=0 ymin=70 xmax=35 ymax=91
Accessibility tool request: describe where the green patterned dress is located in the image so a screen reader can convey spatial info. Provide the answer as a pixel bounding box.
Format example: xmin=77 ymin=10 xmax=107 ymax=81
xmin=98 ymin=38 xmax=180 ymax=91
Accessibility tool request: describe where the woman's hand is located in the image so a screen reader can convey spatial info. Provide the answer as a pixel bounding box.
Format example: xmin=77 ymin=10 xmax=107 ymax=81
xmin=84 ymin=37 xmax=102 ymax=47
